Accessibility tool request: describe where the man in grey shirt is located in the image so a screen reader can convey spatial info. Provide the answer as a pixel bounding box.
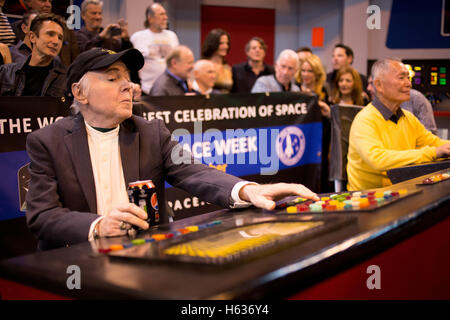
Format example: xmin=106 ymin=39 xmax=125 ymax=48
xmin=251 ymin=49 xmax=300 ymax=93
xmin=367 ymin=75 xmax=437 ymax=134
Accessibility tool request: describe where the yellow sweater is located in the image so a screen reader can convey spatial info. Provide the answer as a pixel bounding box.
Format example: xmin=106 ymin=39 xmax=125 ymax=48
xmin=347 ymin=103 xmax=449 ymax=191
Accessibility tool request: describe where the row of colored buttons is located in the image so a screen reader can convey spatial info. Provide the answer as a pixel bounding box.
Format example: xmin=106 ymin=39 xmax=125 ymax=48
xmin=98 ymin=220 xmax=222 ymax=254
xmin=285 ymin=189 xmax=409 ymax=213
xmin=422 ymin=172 xmax=450 ymax=184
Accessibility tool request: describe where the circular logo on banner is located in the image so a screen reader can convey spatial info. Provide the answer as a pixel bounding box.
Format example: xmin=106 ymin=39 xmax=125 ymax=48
xmin=151 ymin=193 xmax=159 ymax=210
xmin=276 ymin=126 xmax=306 ymax=166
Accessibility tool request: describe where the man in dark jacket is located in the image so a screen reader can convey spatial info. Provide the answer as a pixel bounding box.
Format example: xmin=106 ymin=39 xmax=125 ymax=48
xmin=11 ymin=0 xmax=79 ymax=66
xmin=0 ymin=13 xmax=66 ymax=96
xmin=149 ymin=45 xmax=196 ymax=96
xmin=25 ymin=47 xmax=319 ymax=249
xmin=76 ymin=0 xmax=132 ymax=53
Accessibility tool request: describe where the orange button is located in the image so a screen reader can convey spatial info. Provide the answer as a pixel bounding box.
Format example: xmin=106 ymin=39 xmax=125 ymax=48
xmin=109 ymin=244 xmax=124 ymax=251
xmin=152 ymin=234 xmax=166 ymax=241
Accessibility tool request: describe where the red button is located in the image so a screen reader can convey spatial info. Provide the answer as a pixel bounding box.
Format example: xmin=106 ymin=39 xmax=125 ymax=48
xmin=297 ymin=204 xmax=309 ymax=212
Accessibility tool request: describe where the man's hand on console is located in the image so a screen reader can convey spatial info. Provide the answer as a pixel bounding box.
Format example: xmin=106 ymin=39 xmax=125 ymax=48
xmin=238 ymin=183 xmax=320 ymax=211
xmin=97 ymin=203 xmax=149 ymax=237
xmin=436 ymin=143 xmax=450 ymax=159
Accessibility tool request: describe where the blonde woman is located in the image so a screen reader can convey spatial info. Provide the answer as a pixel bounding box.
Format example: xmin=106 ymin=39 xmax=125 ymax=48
xmin=296 ymin=54 xmax=330 ymax=118
xmin=296 ymin=54 xmax=333 ymax=192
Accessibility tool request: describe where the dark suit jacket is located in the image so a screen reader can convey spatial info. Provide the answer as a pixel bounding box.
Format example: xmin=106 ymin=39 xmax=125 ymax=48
xmin=25 ymin=114 xmax=243 ymax=249
xmin=149 ymin=70 xmax=188 ymax=96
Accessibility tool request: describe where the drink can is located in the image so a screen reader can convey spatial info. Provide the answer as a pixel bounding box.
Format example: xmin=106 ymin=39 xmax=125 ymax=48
xmin=127 ymin=180 xmax=159 ymax=229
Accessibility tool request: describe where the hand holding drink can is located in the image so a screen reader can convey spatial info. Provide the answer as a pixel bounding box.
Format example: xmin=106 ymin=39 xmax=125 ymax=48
xmin=127 ymin=180 xmax=160 ymax=230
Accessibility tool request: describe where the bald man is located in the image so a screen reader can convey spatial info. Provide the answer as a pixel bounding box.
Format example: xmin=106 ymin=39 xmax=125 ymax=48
xmin=149 ymin=45 xmax=196 ymax=96
xmin=192 ymin=59 xmax=220 ymax=95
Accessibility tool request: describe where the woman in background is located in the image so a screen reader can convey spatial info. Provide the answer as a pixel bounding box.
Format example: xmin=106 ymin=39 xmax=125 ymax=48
xmin=331 ymin=66 xmax=368 ymax=106
xmin=296 ymin=54 xmax=333 ymax=193
xmin=201 ymin=28 xmax=233 ymax=93
xmin=296 ymin=54 xmax=330 ymax=117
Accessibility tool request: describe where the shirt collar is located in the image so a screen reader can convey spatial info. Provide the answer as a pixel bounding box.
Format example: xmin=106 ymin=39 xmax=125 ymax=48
xmin=192 ymin=80 xmax=212 ymax=94
xmin=245 ymin=61 xmax=270 ymax=73
xmin=372 ymin=96 xmax=405 ymax=124
xmin=275 ymin=76 xmax=291 ymax=92
xmin=166 ymin=69 xmax=184 ymax=83
xmin=16 ymin=40 xmax=31 ymax=52
xmin=85 ymin=121 xmax=120 ymax=136
xmin=166 ymin=69 xmax=188 ymax=92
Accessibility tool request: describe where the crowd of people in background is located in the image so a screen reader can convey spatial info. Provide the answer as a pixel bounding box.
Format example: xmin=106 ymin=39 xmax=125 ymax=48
xmin=0 ymin=1 xmax=444 ymax=194
xmin=0 ymin=1 xmax=400 ymax=104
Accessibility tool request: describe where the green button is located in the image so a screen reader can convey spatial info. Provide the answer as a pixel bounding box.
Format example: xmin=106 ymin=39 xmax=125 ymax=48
xmin=132 ymin=239 xmax=146 ymax=245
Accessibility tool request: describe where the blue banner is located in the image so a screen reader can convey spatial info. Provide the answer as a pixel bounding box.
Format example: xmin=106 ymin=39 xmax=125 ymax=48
xmin=165 ymin=123 xmax=322 ymax=189
xmin=0 ymin=151 xmax=30 ymax=221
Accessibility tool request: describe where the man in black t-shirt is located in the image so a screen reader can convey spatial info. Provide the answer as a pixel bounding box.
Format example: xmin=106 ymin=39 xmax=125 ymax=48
xmin=0 ymin=13 xmax=66 ymax=96
xmin=231 ymin=37 xmax=274 ymax=93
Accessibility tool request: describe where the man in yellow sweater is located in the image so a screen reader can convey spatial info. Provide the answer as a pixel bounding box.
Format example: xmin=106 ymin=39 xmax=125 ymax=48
xmin=347 ymin=58 xmax=450 ymax=191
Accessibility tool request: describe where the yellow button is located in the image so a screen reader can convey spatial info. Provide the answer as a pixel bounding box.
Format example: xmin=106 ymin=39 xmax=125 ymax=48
xmin=329 ymin=200 xmax=339 ymax=206
xmin=375 ymin=192 xmax=384 ymax=198
xmin=185 ymin=226 xmax=199 ymax=232
xmin=286 ymin=206 xmax=297 ymax=214
xmin=359 ymin=198 xmax=369 ymax=204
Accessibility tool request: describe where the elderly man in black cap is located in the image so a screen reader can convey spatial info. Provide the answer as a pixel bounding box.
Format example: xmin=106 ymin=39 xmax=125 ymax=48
xmin=25 ymin=48 xmax=319 ymax=250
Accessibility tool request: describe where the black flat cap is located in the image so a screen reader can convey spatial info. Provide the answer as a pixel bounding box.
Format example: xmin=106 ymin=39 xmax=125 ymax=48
xmin=66 ymin=48 xmax=144 ymax=97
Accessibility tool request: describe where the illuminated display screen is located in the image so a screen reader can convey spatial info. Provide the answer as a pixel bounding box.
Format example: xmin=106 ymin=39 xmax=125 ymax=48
xmin=413 ymin=66 xmax=423 ymax=85
xmin=370 ymin=59 xmax=449 ymax=97
xmin=430 ymin=66 xmax=447 ymax=86
xmin=163 ymin=221 xmax=323 ymax=259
